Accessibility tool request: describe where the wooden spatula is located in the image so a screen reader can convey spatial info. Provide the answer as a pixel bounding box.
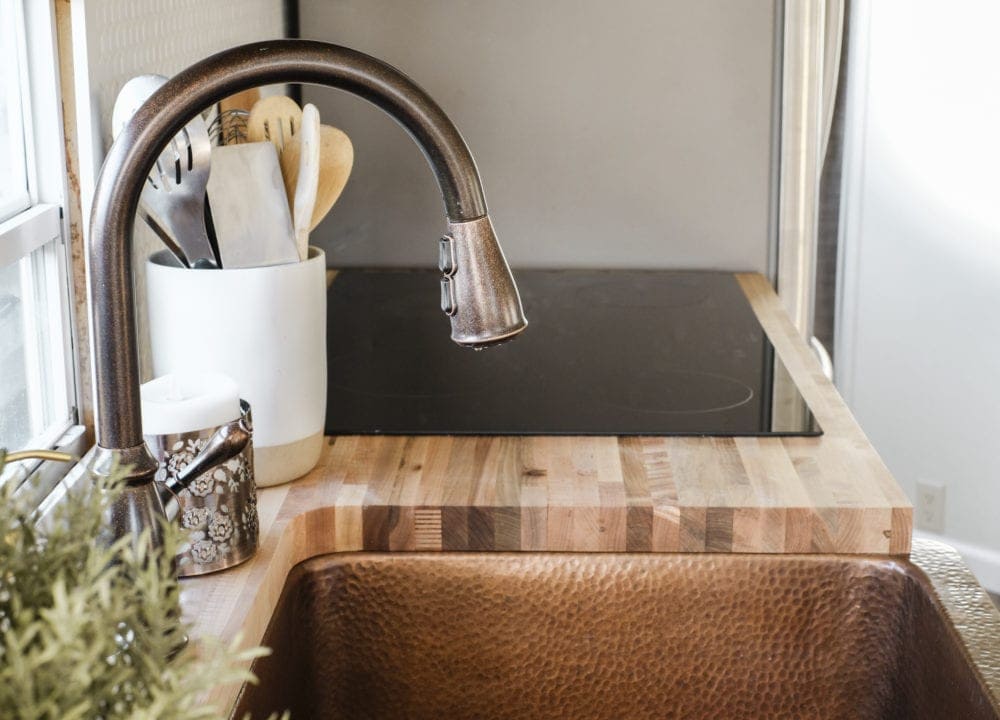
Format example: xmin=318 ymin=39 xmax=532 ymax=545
xmin=279 ymin=124 xmax=354 ymax=232
xmin=247 ymin=95 xmax=302 ymax=153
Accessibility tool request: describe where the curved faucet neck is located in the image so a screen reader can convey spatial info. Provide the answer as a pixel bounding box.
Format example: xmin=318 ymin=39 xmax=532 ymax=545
xmin=88 ymin=40 xmax=523 ymax=458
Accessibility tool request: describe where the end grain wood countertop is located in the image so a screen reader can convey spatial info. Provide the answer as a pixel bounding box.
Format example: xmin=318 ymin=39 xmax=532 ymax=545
xmin=180 ymin=272 xmax=911 ymax=711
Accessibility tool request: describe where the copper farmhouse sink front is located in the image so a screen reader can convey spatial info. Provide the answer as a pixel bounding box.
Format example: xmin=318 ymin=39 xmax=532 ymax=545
xmin=234 ymin=540 xmax=1000 ymax=719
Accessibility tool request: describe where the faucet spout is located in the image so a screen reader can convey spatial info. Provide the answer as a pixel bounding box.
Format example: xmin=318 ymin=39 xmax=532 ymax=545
xmin=443 ymin=216 xmax=527 ymax=346
xmin=88 ymin=40 xmax=526 ymax=492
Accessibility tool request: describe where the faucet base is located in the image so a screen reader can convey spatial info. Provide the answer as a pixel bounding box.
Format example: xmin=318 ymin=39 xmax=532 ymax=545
xmin=90 ymin=444 xmax=168 ymax=551
xmin=89 ymin=443 xmax=160 ymax=485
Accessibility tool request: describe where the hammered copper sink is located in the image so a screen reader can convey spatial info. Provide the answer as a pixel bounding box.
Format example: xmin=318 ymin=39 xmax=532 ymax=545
xmin=233 ymin=540 xmax=1000 ymax=719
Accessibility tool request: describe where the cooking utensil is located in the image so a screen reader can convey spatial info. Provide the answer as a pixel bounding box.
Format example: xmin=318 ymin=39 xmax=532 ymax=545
xmin=208 ymin=109 xmax=249 ymax=146
xmin=113 ymin=76 xmax=187 ymax=267
xmin=142 ymin=114 xmax=217 ymax=268
xmin=309 ymin=124 xmax=354 ymax=231
xmin=137 ymin=205 xmax=188 ymax=267
xmin=205 ymin=141 xmax=299 ymax=268
xmin=112 ymin=75 xmax=166 ymax=138
xmin=290 ymin=103 xmax=320 ymax=261
xmin=217 ymin=88 xmax=260 ymax=145
xmin=279 ymin=124 xmax=354 ymax=233
xmin=112 ymin=75 xmax=218 ymax=268
xmin=247 ymin=95 xmax=302 ymax=153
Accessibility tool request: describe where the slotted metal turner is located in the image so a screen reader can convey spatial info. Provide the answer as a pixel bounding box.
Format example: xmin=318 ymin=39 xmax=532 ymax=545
xmin=112 ymin=75 xmax=218 ymax=268
xmin=141 ymin=113 xmax=217 ymax=268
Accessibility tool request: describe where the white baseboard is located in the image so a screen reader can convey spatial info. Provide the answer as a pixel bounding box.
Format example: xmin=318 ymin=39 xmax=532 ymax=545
xmin=915 ymin=530 xmax=1000 ymax=595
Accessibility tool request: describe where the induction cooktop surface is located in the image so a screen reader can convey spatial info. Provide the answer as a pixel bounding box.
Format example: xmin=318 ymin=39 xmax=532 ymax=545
xmin=325 ymin=269 xmax=821 ymax=436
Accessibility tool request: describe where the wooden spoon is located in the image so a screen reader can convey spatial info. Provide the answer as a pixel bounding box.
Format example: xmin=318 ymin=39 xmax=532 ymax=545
xmin=279 ymin=124 xmax=354 ymax=232
xmin=247 ymin=95 xmax=302 ymax=152
xmin=292 ymin=104 xmax=321 ymax=261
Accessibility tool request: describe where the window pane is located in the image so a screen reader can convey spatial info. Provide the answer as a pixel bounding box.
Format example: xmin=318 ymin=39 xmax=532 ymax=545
xmin=0 ymin=0 xmax=30 ymax=222
xmin=0 ymin=240 xmax=72 ymax=452
xmin=0 ymin=257 xmax=31 ymax=449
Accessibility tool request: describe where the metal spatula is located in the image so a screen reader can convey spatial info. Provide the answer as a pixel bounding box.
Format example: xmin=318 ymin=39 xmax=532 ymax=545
xmin=206 ymin=142 xmax=299 ymax=268
xmin=112 ymin=75 xmax=218 ymax=268
xmin=141 ymin=115 xmax=217 ymax=268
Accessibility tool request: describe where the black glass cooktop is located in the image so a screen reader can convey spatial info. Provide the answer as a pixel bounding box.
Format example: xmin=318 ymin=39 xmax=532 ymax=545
xmin=325 ymin=270 xmax=821 ymax=437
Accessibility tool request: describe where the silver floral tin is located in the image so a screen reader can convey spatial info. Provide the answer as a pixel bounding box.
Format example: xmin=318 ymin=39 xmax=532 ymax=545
xmin=145 ymin=400 xmax=259 ymax=577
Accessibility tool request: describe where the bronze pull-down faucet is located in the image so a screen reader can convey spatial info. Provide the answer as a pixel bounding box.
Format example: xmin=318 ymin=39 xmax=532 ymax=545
xmin=87 ymin=40 xmax=527 ymax=551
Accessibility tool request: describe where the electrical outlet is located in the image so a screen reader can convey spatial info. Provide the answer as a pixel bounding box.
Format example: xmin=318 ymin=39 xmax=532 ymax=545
xmin=916 ymin=481 xmax=946 ymax=533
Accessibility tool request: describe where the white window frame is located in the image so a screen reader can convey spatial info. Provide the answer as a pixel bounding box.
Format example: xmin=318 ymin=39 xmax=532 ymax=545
xmin=0 ymin=1 xmax=30 ymax=223
xmin=0 ymin=0 xmax=82 ymax=492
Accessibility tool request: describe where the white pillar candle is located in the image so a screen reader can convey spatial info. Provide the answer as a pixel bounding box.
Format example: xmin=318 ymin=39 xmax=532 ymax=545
xmin=140 ymin=371 xmax=241 ymax=436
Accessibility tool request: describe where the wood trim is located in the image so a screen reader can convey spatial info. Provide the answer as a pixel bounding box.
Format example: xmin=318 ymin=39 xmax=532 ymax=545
xmin=53 ymin=0 xmax=94 ymax=440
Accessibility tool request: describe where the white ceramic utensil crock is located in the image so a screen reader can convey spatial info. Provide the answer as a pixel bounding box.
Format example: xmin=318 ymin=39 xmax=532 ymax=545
xmin=146 ymin=247 xmax=327 ymax=486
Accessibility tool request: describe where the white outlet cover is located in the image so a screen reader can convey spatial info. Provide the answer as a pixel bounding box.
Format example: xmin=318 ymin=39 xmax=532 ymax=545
xmin=915 ymin=481 xmax=946 ymax=534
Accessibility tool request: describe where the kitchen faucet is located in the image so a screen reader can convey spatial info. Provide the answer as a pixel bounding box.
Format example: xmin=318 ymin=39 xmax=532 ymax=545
xmin=87 ymin=40 xmax=527 ymax=551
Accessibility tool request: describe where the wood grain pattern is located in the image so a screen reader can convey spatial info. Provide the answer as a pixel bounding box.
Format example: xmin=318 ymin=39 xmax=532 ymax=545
xmin=180 ymin=272 xmax=912 ymax=712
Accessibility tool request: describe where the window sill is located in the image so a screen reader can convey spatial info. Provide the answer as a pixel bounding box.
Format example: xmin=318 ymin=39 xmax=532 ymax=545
xmin=3 ymin=424 xmax=89 ymax=510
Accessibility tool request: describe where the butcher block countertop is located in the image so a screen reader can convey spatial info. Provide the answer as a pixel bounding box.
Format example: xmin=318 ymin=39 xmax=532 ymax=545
xmin=181 ymin=272 xmax=912 ymax=711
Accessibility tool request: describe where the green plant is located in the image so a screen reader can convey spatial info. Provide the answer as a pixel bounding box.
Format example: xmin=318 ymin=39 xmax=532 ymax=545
xmin=0 ymin=449 xmax=283 ymax=719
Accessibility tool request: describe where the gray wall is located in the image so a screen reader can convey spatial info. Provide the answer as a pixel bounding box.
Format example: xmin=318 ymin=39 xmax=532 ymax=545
xmin=300 ymin=0 xmax=778 ymax=271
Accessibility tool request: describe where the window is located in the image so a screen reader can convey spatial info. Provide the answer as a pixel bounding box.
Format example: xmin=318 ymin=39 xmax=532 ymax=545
xmin=0 ymin=2 xmax=30 ymax=223
xmin=0 ymin=0 xmax=77 ymax=464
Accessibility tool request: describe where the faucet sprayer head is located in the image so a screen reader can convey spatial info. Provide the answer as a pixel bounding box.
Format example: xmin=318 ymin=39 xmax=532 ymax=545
xmin=441 ymin=215 xmax=528 ymax=347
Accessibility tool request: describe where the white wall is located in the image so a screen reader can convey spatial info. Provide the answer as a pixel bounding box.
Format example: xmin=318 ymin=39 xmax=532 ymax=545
xmin=838 ymin=0 xmax=1000 ymax=589
xmin=73 ymin=0 xmax=285 ymax=217
xmin=300 ymin=0 xmax=778 ymax=271
xmin=70 ymin=0 xmax=285 ymax=380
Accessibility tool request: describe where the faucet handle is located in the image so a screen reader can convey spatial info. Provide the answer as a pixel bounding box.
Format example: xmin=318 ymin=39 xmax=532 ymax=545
xmin=443 ymin=215 xmax=527 ymax=347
